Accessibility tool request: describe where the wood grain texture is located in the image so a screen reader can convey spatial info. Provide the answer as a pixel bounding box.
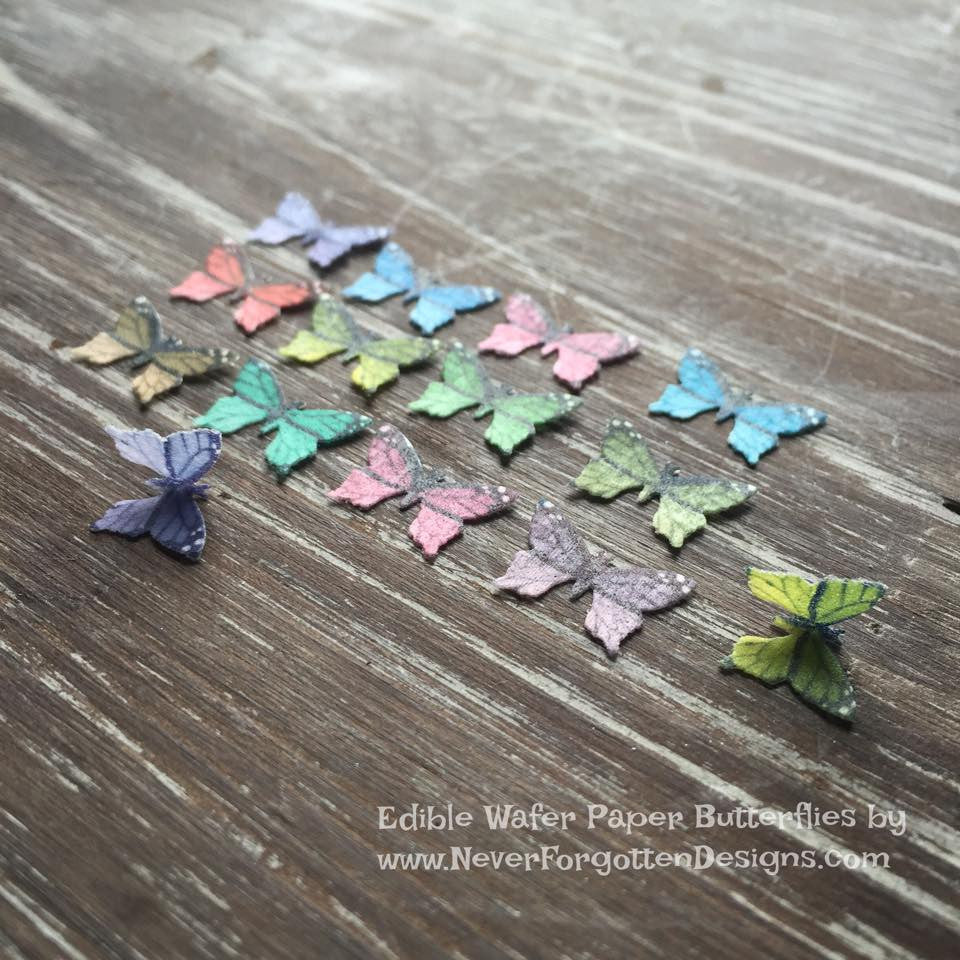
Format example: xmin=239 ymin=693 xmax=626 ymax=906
xmin=2 ymin=1 xmax=959 ymax=957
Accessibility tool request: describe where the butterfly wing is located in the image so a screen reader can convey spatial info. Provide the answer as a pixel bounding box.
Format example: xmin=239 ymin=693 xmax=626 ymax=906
xmin=170 ymin=245 xmax=244 ymax=302
xmin=307 ymin=225 xmax=391 ymax=268
xmin=728 ymin=403 xmax=827 ymax=464
xmin=408 ymin=345 xmax=491 ymax=417
xmin=545 ymin=331 xmax=640 ymax=390
xmin=409 ymin=484 xmax=517 ymax=558
xmin=235 ymin=283 xmax=313 ymax=335
xmin=653 ymin=475 xmax=756 ymax=548
xmin=342 ymin=242 xmax=416 ymax=301
xmin=328 ymin=424 xmax=421 ymax=508
xmin=148 ymin=490 xmax=207 ymax=560
xmin=648 ymin=348 xmax=730 ymax=419
xmin=746 ymin=569 xmax=818 ymax=617
xmin=278 ymin=295 xmax=356 ymax=364
xmin=163 ymin=429 xmax=222 ymax=484
xmin=264 ymin=409 xmax=371 ymax=478
xmin=352 ymin=337 xmax=438 ymax=394
xmin=72 ymin=297 xmax=160 ymax=364
xmin=807 ymin=578 xmax=886 ymax=627
xmin=247 ymin=192 xmax=324 ymax=245
xmin=410 ymin=285 xmax=500 ymax=335
xmin=574 ymin=420 xmax=659 ymax=500
xmin=91 ymin=495 xmax=163 ymax=536
xmin=136 ymin=345 xmax=227 ymax=404
xmin=130 ymin=364 xmax=180 ymax=404
xmin=104 ymin=426 xmax=169 ymax=475
xmin=194 ymin=359 xmax=280 ymax=434
xmin=478 ymin=292 xmax=553 ymax=358
xmin=484 ymin=393 xmax=581 ymax=455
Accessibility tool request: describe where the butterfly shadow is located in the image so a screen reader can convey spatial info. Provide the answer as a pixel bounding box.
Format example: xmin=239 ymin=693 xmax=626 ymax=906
xmin=943 ymin=496 xmax=960 ymax=516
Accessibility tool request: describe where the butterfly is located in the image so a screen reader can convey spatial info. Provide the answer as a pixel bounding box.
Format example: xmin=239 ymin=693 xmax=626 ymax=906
xmin=342 ymin=241 xmax=500 ymax=335
xmin=494 ymin=500 xmax=695 ymax=656
xmin=574 ymin=419 xmax=756 ymax=547
xmin=91 ymin=426 xmax=222 ymax=561
xmin=247 ymin=192 xmax=391 ymax=268
xmin=71 ymin=297 xmax=227 ymax=405
xmin=408 ymin=344 xmax=581 ymax=455
xmin=478 ymin=293 xmax=640 ymax=391
xmin=648 ymin=348 xmax=827 ymax=465
xmin=721 ymin=569 xmax=886 ymax=720
xmin=194 ymin=359 xmax=371 ymax=478
xmin=170 ymin=242 xmax=315 ymax=334
xmin=278 ymin=292 xmax=438 ymax=395
xmin=328 ymin=424 xmax=518 ymax=558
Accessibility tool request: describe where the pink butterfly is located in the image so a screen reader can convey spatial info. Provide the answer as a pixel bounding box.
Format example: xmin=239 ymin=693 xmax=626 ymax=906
xmin=328 ymin=425 xmax=518 ymax=558
xmin=170 ymin=243 xmax=315 ymax=334
xmin=478 ymin=293 xmax=640 ymax=390
xmin=494 ymin=500 xmax=694 ymax=655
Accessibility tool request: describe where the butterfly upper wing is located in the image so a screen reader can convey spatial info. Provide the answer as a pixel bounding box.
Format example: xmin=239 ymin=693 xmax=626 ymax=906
xmin=170 ymin=245 xmax=245 ymax=301
xmin=649 ymin=348 xmax=730 ymax=419
xmin=307 ymin=225 xmax=391 ymax=268
xmin=72 ymin=297 xmax=161 ymax=364
xmin=574 ymin=420 xmax=660 ymax=500
xmin=104 ymin=426 xmax=169 ymax=475
xmin=352 ymin=337 xmax=438 ymax=394
xmin=746 ymin=568 xmax=818 ymax=617
xmin=484 ymin=393 xmax=581 ymax=455
xmin=410 ymin=285 xmax=500 ymax=335
xmin=247 ymin=192 xmax=324 ymax=245
xmin=163 ymin=429 xmax=222 ymax=484
xmin=409 ymin=484 xmax=518 ymax=558
xmin=91 ymin=495 xmax=164 ymax=537
xmin=342 ymin=242 xmax=416 ymax=301
xmin=148 ymin=490 xmax=207 ymax=560
xmin=587 ymin=567 xmax=694 ymax=655
xmin=653 ymin=475 xmax=756 ymax=548
xmin=235 ymin=282 xmax=313 ymax=334
xmin=806 ymin=578 xmax=886 ymax=627
xmin=728 ymin=403 xmax=827 ymax=464
xmin=327 ymin=424 xmax=421 ymax=508
xmin=545 ymin=332 xmax=640 ymax=390
xmin=408 ymin=345 xmax=491 ymax=417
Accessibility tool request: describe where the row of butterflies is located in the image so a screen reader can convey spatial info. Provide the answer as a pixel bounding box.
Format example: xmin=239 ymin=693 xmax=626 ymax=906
xmin=90 ymin=423 xmax=884 ymax=721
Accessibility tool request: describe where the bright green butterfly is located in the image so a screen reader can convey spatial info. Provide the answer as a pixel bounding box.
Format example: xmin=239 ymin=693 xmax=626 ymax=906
xmin=574 ymin=419 xmax=756 ymax=547
xmin=408 ymin=343 xmax=581 ymax=455
xmin=721 ymin=568 xmax=887 ymax=720
xmin=194 ymin=359 xmax=371 ymax=478
xmin=278 ymin=293 xmax=438 ymax=394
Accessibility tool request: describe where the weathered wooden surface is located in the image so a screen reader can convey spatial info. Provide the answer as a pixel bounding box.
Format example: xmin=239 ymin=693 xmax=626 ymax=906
xmin=2 ymin=1 xmax=959 ymax=957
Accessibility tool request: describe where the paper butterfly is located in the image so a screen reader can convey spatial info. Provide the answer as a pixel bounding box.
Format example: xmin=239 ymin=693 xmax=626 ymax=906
xmin=71 ymin=297 xmax=227 ymax=405
xmin=278 ymin=293 xmax=438 ymax=395
xmin=574 ymin=419 xmax=756 ymax=547
xmin=194 ymin=359 xmax=371 ymax=478
xmin=247 ymin=192 xmax=391 ymax=268
xmin=478 ymin=293 xmax=640 ymax=391
xmin=494 ymin=500 xmax=695 ymax=656
xmin=342 ymin=241 xmax=500 ymax=335
xmin=170 ymin=242 xmax=314 ymax=334
xmin=91 ymin=426 xmax=221 ymax=561
xmin=408 ymin=344 xmax=581 ymax=455
xmin=721 ymin=569 xmax=886 ymax=720
xmin=328 ymin=424 xmax=518 ymax=558
xmin=648 ymin=348 xmax=827 ymax=465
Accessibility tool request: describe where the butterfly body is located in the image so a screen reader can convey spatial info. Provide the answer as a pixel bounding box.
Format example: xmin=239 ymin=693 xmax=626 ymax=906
xmin=649 ymin=348 xmax=826 ymax=464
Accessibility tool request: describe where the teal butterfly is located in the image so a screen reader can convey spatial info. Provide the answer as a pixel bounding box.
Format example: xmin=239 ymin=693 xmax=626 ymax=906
xmin=194 ymin=359 xmax=371 ymax=478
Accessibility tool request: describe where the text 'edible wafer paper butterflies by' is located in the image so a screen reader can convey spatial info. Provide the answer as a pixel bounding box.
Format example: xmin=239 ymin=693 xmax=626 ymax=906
xmin=91 ymin=427 xmax=221 ymax=561
xmin=721 ymin=569 xmax=886 ymax=720
xmin=574 ymin=419 xmax=756 ymax=547
xmin=194 ymin=359 xmax=371 ymax=478
xmin=478 ymin=293 xmax=640 ymax=391
xmin=408 ymin=344 xmax=581 ymax=456
xmin=649 ymin=348 xmax=827 ymax=465
xmin=342 ymin=241 xmax=500 ymax=335
xmin=247 ymin=192 xmax=391 ymax=268
xmin=71 ymin=297 xmax=227 ymax=405
xmin=170 ymin=243 xmax=315 ymax=335
xmin=278 ymin=293 xmax=438 ymax=395
xmin=494 ymin=501 xmax=694 ymax=656
xmin=328 ymin=424 xmax=518 ymax=558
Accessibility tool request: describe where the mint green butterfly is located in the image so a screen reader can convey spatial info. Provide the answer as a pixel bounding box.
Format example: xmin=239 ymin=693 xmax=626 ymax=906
xmin=721 ymin=569 xmax=887 ymax=720
xmin=194 ymin=359 xmax=371 ymax=478
xmin=408 ymin=344 xmax=581 ymax=455
xmin=574 ymin=419 xmax=756 ymax=547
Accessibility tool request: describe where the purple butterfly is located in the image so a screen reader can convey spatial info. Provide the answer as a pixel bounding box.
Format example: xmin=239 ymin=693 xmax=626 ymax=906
xmin=494 ymin=500 xmax=695 ymax=655
xmin=90 ymin=426 xmax=222 ymax=561
xmin=247 ymin=192 xmax=391 ymax=268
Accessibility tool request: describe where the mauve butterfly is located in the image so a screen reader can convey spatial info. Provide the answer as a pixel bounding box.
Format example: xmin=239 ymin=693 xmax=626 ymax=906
xmin=328 ymin=424 xmax=518 ymax=558
xmin=91 ymin=427 xmax=222 ymax=561
xmin=494 ymin=500 xmax=694 ymax=656
xmin=478 ymin=293 xmax=640 ymax=391
xmin=170 ymin=242 xmax=315 ymax=334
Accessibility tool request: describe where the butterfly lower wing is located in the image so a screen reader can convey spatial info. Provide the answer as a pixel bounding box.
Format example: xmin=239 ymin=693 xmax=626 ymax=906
xmin=131 ymin=364 xmax=181 ymax=404
xmin=574 ymin=420 xmax=659 ymax=499
xmin=654 ymin=476 xmax=755 ymax=547
xmin=72 ymin=298 xmax=158 ymax=365
xmin=163 ymin=429 xmax=222 ymax=483
xmin=265 ymin=409 xmax=371 ymax=478
xmin=545 ymin=332 xmax=639 ymax=390
xmin=728 ymin=403 xmax=827 ymax=464
xmin=409 ymin=484 xmax=517 ymax=558
xmin=746 ymin=568 xmax=817 ymax=617
xmin=148 ymin=490 xmax=207 ymax=560
xmin=308 ymin=225 xmax=391 ymax=268
xmin=484 ymin=393 xmax=581 ymax=455
xmin=279 ymin=331 xmax=348 ymax=364
xmin=807 ymin=578 xmax=886 ymax=626
xmin=91 ymin=494 xmax=163 ymax=536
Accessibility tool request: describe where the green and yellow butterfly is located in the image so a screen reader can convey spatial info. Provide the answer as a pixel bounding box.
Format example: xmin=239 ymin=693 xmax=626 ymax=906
xmin=574 ymin=419 xmax=756 ymax=547
xmin=721 ymin=569 xmax=887 ymax=720
xmin=194 ymin=359 xmax=371 ymax=478
xmin=278 ymin=293 xmax=438 ymax=394
xmin=408 ymin=343 xmax=581 ymax=455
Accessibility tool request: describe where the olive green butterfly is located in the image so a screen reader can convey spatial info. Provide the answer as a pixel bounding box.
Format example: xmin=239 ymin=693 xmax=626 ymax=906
xmin=721 ymin=569 xmax=887 ymax=720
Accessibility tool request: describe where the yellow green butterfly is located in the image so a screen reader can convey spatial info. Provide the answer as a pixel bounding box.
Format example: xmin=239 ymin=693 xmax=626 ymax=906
xmin=721 ymin=569 xmax=887 ymax=720
xmin=574 ymin=419 xmax=755 ymax=547
xmin=278 ymin=293 xmax=438 ymax=394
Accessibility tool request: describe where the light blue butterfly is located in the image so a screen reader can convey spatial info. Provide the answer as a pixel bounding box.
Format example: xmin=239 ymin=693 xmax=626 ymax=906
xmin=341 ymin=242 xmax=500 ymax=335
xmin=649 ymin=348 xmax=827 ymax=465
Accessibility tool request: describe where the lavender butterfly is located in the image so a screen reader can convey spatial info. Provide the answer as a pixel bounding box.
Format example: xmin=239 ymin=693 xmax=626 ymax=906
xmin=494 ymin=500 xmax=695 ymax=656
xmin=247 ymin=192 xmax=391 ymax=268
xmin=90 ymin=426 xmax=222 ymax=561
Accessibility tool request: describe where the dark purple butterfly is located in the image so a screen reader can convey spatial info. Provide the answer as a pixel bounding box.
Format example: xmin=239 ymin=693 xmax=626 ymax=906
xmin=90 ymin=427 xmax=222 ymax=561
xmin=494 ymin=500 xmax=695 ymax=655
xmin=247 ymin=192 xmax=391 ymax=268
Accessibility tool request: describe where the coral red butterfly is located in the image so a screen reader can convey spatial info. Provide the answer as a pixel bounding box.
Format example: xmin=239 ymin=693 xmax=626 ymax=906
xmin=170 ymin=242 xmax=314 ymax=334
